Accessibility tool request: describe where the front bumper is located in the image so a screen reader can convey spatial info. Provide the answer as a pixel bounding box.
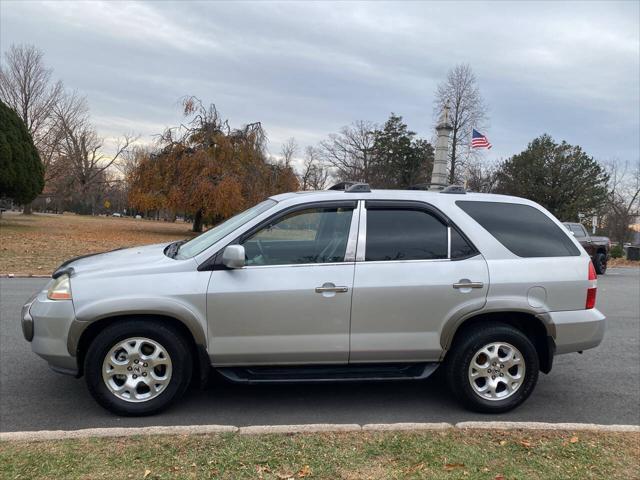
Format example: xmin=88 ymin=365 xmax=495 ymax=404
xmin=22 ymin=288 xmax=79 ymax=375
xmin=548 ymin=308 xmax=606 ymax=355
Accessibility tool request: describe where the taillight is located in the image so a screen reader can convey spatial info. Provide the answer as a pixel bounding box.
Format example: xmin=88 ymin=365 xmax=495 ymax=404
xmin=588 ymin=262 xmax=597 ymax=281
xmin=586 ymin=262 xmax=597 ymax=309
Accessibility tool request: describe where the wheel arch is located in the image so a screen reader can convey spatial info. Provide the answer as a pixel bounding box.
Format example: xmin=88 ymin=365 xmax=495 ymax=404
xmin=72 ymin=314 xmax=209 ymax=384
xmin=442 ymin=311 xmax=555 ymax=374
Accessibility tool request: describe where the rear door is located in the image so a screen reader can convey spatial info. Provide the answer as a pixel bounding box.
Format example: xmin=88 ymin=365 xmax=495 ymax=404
xmin=349 ymin=201 xmax=489 ymax=362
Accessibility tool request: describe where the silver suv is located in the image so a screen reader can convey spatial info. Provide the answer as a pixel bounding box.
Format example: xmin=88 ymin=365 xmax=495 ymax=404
xmin=21 ymin=184 xmax=605 ymax=416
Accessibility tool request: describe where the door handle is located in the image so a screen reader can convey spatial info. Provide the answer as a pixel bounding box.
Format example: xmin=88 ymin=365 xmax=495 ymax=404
xmin=315 ymin=285 xmax=349 ymax=293
xmin=453 ymin=281 xmax=484 ymax=289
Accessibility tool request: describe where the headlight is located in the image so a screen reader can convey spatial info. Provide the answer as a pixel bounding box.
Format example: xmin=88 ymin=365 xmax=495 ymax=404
xmin=47 ymin=274 xmax=72 ymax=300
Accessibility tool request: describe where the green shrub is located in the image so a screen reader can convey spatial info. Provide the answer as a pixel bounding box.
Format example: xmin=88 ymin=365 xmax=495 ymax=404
xmin=610 ymin=244 xmax=624 ymax=259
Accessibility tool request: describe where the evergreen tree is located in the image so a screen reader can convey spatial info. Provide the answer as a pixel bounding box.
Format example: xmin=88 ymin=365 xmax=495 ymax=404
xmin=0 ymin=100 xmax=44 ymax=205
xmin=371 ymin=113 xmax=434 ymax=188
xmin=495 ymin=134 xmax=608 ymax=220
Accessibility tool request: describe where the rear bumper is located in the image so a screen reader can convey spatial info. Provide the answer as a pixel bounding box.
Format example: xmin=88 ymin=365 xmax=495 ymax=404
xmin=547 ymin=308 xmax=606 ymax=355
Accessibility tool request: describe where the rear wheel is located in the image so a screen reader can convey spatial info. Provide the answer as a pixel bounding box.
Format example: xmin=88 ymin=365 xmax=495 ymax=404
xmin=445 ymin=322 xmax=539 ymax=413
xmin=84 ymin=320 xmax=192 ymax=416
xmin=594 ymin=252 xmax=607 ymax=275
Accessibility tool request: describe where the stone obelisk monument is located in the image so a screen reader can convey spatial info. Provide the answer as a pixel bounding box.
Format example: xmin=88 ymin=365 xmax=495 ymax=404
xmin=429 ymin=104 xmax=453 ymax=190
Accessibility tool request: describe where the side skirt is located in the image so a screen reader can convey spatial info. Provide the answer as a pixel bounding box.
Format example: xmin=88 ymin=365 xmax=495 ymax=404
xmin=216 ymin=362 xmax=440 ymax=384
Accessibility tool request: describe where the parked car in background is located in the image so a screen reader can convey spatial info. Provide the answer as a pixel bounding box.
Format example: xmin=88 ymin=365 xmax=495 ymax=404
xmin=22 ymin=185 xmax=605 ymax=416
xmin=563 ymin=222 xmax=610 ymax=274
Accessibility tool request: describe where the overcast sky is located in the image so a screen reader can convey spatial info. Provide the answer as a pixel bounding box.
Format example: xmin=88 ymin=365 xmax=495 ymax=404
xmin=2 ymin=0 xmax=639 ymax=167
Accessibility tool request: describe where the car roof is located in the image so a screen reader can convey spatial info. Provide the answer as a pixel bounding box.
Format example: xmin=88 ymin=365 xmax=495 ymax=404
xmin=270 ymin=189 xmax=539 ymax=208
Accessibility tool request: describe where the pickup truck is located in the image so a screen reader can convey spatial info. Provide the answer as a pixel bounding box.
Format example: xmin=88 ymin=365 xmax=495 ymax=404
xmin=563 ymin=222 xmax=610 ymax=274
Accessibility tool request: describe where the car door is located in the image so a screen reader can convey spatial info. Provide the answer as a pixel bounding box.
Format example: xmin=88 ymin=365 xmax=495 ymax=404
xmin=349 ymin=201 xmax=489 ymax=362
xmin=571 ymin=224 xmax=594 ymax=256
xmin=206 ymin=201 xmax=359 ymax=365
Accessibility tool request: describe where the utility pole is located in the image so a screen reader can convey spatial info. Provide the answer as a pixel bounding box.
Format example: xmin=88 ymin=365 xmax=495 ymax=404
xmin=430 ymin=104 xmax=453 ymax=190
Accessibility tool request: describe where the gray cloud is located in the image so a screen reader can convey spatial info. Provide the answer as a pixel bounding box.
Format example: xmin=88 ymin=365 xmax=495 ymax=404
xmin=1 ymin=0 xmax=638 ymax=164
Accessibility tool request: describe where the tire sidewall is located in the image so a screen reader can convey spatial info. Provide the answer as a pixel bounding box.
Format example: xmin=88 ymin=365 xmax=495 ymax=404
xmin=450 ymin=326 xmax=539 ymax=413
xmin=85 ymin=321 xmax=191 ymax=416
xmin=595 ymin=253 xmax=607 ymax=275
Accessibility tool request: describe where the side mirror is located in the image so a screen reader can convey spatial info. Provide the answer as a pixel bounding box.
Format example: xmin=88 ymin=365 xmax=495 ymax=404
xmin=222 ymin=245 xmax=245 ymax=269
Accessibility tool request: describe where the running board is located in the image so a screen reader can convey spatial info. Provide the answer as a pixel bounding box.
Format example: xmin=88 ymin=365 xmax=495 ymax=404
xmin=216 ymin=362 xmax=439 ymax=384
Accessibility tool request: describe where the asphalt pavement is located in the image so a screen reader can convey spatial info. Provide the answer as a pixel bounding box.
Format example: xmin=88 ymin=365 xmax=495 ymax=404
xmin=1 ymin=268 xmax=638 ymax=432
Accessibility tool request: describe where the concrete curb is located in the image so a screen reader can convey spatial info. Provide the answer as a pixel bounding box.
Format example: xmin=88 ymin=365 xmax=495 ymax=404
xmin=2 ymin=274 xmax=50 ymax=278
xmin=2 ymin=421 xmax=638 ymax=442
xmin=239 ymin=424 xmax=361 ymax=435
xmin=0 ymin=425 xmax=237 ymax=442
xmin=363 ymin=422 xmax=452 ymax=431
xmin=455 ymin=421 xmax=640 ymax=432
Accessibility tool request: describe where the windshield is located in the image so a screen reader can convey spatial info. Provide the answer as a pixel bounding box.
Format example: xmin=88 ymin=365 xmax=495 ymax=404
xmin=175 ymin=199 xmax=277 ymax=259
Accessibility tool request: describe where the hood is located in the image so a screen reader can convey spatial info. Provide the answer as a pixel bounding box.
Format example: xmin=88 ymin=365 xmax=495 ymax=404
xmin=53 ymin=242 xmax=176 ymax=277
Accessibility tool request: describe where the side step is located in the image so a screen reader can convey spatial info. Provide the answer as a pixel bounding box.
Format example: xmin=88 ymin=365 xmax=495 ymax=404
xmin=216 ymin=362 xmax=440 ymax=384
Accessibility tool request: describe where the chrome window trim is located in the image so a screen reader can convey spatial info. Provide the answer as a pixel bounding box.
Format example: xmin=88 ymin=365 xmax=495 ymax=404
xmin=355 ymin=201 xmax=367 ymax=262
xmin=344 ymin=202 xmax=361 ymax=262
xmin=239 ymin=261 xmax=356 ymax=270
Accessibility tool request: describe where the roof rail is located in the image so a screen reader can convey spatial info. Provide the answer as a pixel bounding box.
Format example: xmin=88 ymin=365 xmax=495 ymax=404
xmin=327 ymin=181 xmax=371 ymax=193
xmin=440 ymin=185 xmax=466 ymax=194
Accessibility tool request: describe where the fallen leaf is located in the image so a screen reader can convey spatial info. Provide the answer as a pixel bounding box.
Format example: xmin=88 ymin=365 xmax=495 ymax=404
xmin=519 ymin=440 xmax=532 ymax=448
xmin=570 ymin=436 xmax=579 ymax=443
xmin=444 ymin=463 xmax=465 ymax=470
xmin=499 ymin=440 xmax=507 ymax=446
xmin=495 ymin=475 xmax=505 ymax=480
xmin=297 ymin=465 xmax=312 ymax=477
xmin=143 ymin=470 xmax=151 ymax=478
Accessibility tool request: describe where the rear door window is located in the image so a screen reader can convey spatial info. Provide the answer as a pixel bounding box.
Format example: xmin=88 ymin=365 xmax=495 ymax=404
xmin=457 ymin=201 xmax=579 ymax=257
xmin=365 ymin=208 xmax=448 ymax=261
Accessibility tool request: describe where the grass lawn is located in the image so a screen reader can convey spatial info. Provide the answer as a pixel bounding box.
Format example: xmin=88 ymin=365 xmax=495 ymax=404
xmin=0 ymin=212 xmax=196 ymax=275
xmin=1 ymin=430 xmax=638 ymax=479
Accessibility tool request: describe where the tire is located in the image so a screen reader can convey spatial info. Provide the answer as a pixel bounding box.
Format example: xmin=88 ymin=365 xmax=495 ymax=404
xmin=594 ymin=252 xmax=607 ymax=275
xmin=444 ymin=322 xmax=539 ymax=413
xmin=84 ymin=320 xmax=192 ymax=416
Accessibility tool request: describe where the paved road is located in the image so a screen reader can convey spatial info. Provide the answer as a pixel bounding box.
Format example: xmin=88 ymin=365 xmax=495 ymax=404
xmin=1 ymin=269 xmax=639 ymax=432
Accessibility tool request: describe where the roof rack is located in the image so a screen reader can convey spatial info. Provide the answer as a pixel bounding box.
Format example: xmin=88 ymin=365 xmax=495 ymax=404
xmin=327 ymin=182 xmax=371 ymax=193
xmin=440 ymin=185 xmax=466 ymax=194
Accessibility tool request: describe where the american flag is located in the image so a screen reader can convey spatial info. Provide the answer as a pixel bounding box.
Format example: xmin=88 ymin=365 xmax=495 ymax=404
xmin=471 ymin=129 xmax=492 ymax=149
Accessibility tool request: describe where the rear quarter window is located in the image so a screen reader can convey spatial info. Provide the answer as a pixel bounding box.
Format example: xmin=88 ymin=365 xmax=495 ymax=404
xmin=456 ymin=201 xmax=580 ymax=257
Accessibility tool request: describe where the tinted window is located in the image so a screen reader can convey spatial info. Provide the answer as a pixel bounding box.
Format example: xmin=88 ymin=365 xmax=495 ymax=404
xmin=366 ymin=209 xmax=447 ymax=261
xmin=242 ymin=207 xmax=353 ymax=266
xmin=450 ymin=228 xmax=477 ymax=259
xmin=457 ymin=201 xmax=579 ymax=257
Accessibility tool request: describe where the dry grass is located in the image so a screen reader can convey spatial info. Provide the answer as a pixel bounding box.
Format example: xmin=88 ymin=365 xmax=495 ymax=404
xmin=0 ymin=212 xmax=196 ymax=275
xmin=1 ymin=430 xmax=639 ymax=479
xmin=609 ymin=257 xmax=640 ymax=268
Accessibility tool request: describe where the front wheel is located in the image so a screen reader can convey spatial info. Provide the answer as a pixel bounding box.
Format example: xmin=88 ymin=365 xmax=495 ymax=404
xmin=84 ymin=320 xmax=192 ymax=416
xmin=444 ymin=322 xmax=539 ymax=413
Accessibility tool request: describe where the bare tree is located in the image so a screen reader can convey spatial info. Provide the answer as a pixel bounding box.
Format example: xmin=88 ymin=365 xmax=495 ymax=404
xmin=280 ymin=137 xmax=298 ymax=167
xmin=55 ymin=102 xmax=135 ymax=212
xmin=0 ymin=44 xmax=64 ymax=212
xmin=434 ymin=64 xmax=488 ymax=184
xmin=320 ymin=120 xmax=377 ymax=183
xmin=604 ymin=160 xmax=640 ymax=246
xmin=299 ymin=146 xmax=329 ymax=190
xmin=464 ymin=159 xmax=499 ymax=193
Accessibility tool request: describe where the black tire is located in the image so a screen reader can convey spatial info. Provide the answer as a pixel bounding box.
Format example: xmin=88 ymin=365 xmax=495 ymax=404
xmin=84 ymin=320 xmax=192 ymax=416
xmin=594 ymin=252 xmax=607 ymax=275
xmin=444 ymin=322 xmax=539 ymax=413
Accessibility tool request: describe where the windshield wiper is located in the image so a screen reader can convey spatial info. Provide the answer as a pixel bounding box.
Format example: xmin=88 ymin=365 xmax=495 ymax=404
xmin=165 ymin=240 xmax=187 ymax=259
